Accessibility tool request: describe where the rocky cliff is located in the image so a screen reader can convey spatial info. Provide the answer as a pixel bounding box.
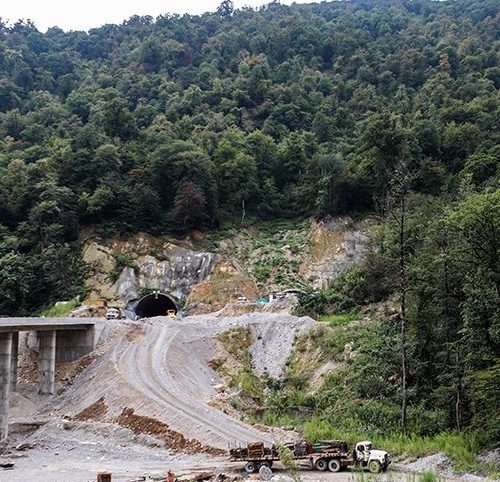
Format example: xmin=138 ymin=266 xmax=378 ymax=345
xmin=212 ymin=217 xmax=372 ymax=293
xmin=82 ymin=233 xmax=256 ymax=308
xmin=81 ymin=217 xmax=371 ymax=310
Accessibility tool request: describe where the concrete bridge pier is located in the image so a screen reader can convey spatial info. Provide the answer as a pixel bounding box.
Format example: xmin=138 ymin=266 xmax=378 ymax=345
xmin=38 ymin=330 xmax=56 ymax=395
xmin=10 ymin=332 xmax=18 ymax=392
xmin=0 ymin=332 xmax=12 ymax=442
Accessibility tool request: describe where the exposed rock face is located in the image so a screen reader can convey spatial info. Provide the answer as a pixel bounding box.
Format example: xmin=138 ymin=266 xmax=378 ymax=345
xmin=81 ymin=218 xmax=371 ymax=310
xmin=300 ymin=217 xmax=371 ymax=289
xmin=82 ymin=235 xmax=222 ymax=305
xmin=186 ymin=260 xmax=259 ymax=314
xmin=135 ymin=248 xmax=219 ymax=300
xmin=212 ymin=217 xmax=371 ymax=294
xmin=82 ymin=243 xmax=117 ymax=301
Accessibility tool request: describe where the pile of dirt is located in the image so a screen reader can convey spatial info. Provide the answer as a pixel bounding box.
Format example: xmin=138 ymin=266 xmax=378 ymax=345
xmin=125 ymin=323 xmax=145 ymax=342
xmin=249 ymin=315 xmax=315 ymax=379
xmin=17 ymin=349 xmax=38 ymax=385
xmin=405 ymin=453 xmax=451 ymax=474
xmin=478 ymin=449 xmax=500 ymax=469
xmin=56 ymin=353 xmax=95 ymax=383
xmin=404 ymin=454 xmax=487 ymax=480
xmin=114 ymin=408 xmax=225 ymax=456
xmin=186 ymin=261 xmax=259 ymax=314
xmin=73 ymin=396 xmax=108 ymax=422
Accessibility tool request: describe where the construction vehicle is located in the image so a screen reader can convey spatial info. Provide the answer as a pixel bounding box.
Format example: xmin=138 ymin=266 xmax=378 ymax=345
xmin=229 ymin=439 xmax=390 ymax=474
xmin=166 ymin=309 xmax=176 ymax=318
xmin=106 ymin=308 xmax=122 ymax=320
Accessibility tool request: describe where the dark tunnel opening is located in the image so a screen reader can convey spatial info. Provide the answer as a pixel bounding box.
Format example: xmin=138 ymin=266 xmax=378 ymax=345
xmin=134 ymin=293 xmax=178 ymax=319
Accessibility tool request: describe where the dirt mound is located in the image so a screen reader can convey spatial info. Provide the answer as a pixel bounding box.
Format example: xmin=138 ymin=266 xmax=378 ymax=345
xmin=44 ymin=314 xmax=312 ymax=455
xmin=74 ymin=396 xmax=108 ymax=421
xmin=478 ymin=449 xmax=500 ymax=469
xmin=405 ymin=453 xmax=451 ymax=474
xmin=56 ymin=353 xmax=95 ymax=383
xmin=114 ymin=408 xmax=225 ymax=456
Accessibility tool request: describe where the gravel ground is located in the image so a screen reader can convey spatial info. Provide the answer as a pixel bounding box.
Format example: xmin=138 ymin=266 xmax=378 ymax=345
xmin=53 ymin=313 xmax=312 ymax=450
xmin=403 ymin=454 xmax=490 ymax=482
xmin=1 ymin=313 xmax=489 ymax=482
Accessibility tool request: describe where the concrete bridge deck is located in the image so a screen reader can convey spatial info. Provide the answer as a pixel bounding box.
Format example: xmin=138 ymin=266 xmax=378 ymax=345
xmin=0 ymin=317 xmax=98 ymax=332
xmin=0 ymin=317 xmax=100 ymax=442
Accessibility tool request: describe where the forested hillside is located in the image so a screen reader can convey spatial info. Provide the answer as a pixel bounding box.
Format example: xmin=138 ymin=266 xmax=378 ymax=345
xmin=0 ymin=0 xmax=498 ymax=446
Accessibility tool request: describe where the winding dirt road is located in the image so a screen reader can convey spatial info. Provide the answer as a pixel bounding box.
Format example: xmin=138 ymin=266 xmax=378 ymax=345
xmin=59 ymin=313 xmax=314 ymax=450
xmin=112 ymin=319 xmax=270 ymax=447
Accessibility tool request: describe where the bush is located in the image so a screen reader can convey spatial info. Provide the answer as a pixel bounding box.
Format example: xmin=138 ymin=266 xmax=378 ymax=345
xmin=40 ymin=299 xmax=80 ymax=317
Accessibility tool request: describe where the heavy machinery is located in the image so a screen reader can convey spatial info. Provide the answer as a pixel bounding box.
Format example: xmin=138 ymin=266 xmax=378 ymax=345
xmin=229 ymin=439 xmax=390 ymax=474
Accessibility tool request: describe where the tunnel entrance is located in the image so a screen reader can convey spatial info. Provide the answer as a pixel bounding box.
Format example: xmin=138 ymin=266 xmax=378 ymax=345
xmin=134 ymin=292 xmax=178 ymax=319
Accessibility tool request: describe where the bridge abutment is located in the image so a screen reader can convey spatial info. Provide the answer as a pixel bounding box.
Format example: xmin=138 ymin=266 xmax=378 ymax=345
xmin=0 ymin=332 xmax=12 ymax=441
xmin=38 ymin=330 xmax=56 ymax=395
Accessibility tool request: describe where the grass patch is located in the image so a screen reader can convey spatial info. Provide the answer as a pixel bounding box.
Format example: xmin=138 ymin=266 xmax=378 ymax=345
xmin=40 ymin=299 xmax=80 ymax=317
xmin=232 ymin=369 xmax=264 ymax=403
xmin=320 ymin=312 xmax=361 ymax=325
xmin=218 ymin=327 xmax=253 ymax=360
xmin=300 ymin=418 xmax=492 ymax=475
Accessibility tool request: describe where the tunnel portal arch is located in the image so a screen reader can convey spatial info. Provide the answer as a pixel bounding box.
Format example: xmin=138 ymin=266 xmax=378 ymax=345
xmin=133 ymin=292 xmax=178 ymax=319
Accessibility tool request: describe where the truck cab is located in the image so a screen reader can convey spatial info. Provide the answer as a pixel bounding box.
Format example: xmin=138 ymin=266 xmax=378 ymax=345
xmin=355 ymin=441 xmax=390 ymax=473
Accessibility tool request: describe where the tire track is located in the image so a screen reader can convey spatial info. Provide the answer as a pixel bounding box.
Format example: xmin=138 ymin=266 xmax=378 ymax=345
xmin=112 ymin=320 xmax=271 ymax=448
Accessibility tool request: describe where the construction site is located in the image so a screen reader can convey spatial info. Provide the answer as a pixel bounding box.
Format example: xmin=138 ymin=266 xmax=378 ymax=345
xmin=0 ymin=305 xmax=489 ymax=482
xmin=0 ymin=221 xmax=497 ymax=482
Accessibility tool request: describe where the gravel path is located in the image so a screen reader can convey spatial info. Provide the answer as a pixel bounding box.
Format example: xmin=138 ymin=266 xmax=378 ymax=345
xmin=55 ymin=313 xmax=314 ymax=450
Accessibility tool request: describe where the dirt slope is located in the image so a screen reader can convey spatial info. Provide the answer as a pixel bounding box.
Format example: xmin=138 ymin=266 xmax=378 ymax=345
xmin=56 ymin=313 xmax=314 ymax=450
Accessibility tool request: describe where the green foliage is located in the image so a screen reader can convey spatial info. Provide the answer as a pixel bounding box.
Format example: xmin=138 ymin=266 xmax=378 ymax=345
xmin=0 ymin=3 xmax=498 ymax=457
xmin=110 ymin=252 xmax=139 ymax=282
xmin=277 ymin=444 xmax=301 ymax=482
xmin=0 ymin=0 xmax=498 ymax=316
xmin=468 ymin=360 xmax=500 ymax=442
xmin=418 ymin=472 xmax=443 ymax=482
xmin=296 ymin=267 xmax=367 ymax=318
xmin=232 ymin=369 xmax=264 ymax=403
xmin=320 ymin=313 xmax=360 ymax=325
xmin=218 ymin=327 xmax=253 ymax=359
xmin=39 ymin=299 xmax=80 ymax=317
xmin=298 ymin=190 xmax=499 ymax=442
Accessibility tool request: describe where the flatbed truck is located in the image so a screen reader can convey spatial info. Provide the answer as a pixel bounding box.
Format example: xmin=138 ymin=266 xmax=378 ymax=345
xmin=229 ymin=440 xmax=391 ymax=474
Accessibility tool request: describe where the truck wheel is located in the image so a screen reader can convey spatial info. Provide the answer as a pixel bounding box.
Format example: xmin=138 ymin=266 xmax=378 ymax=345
xmin=244 ymin=461 xmax=257 ymax=473
xmin=328 ymin=459 xmax=341 ymax=472
xmin=368 ymin=460 xmax=382 ymax=474
xmin=259 ymin=465 xmax=273 ymax=481
xmin=315 ymin=458 xmax=328 ymax=471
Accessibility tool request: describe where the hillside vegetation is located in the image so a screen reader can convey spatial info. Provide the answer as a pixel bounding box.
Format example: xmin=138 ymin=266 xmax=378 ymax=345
xmin=0 ymin=0 xmax=498 ymax=456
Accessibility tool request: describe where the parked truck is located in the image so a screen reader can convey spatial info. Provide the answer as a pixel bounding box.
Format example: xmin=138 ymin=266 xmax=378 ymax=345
xmin=229 ymin=439 xmax=390 ymax=474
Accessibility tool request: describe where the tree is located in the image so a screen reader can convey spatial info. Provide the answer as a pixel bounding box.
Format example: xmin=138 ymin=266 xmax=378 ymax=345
xmin=217 ymin=0 xmax=234 ymax=18
xmin=101 ymin=97 xmax=137 ymax=140
xmin=385 ymin=158 xmax=415 ymax=434
xmin=171 ymin=181 xmax=208 ymax=234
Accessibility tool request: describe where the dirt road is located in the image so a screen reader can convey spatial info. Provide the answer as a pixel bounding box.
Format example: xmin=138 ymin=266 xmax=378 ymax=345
xmin=56 ymin=313 xmax=314 ymax=449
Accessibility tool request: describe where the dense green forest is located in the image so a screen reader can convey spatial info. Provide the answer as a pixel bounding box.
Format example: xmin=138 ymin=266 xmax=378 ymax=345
xmin=0 ymin=0 xmax=498 ymax=447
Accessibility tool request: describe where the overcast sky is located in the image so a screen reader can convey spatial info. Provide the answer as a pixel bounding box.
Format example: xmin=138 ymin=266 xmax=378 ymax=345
xmin=1 ymin=0 xmax=321 ymax=33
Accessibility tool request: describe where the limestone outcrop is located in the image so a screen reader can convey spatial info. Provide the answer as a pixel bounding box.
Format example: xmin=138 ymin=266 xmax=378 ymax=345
xmin=300 ymin=217 xmax=372 ymax=289
xmin=82 ymin=235 xmax=221 ymax=306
